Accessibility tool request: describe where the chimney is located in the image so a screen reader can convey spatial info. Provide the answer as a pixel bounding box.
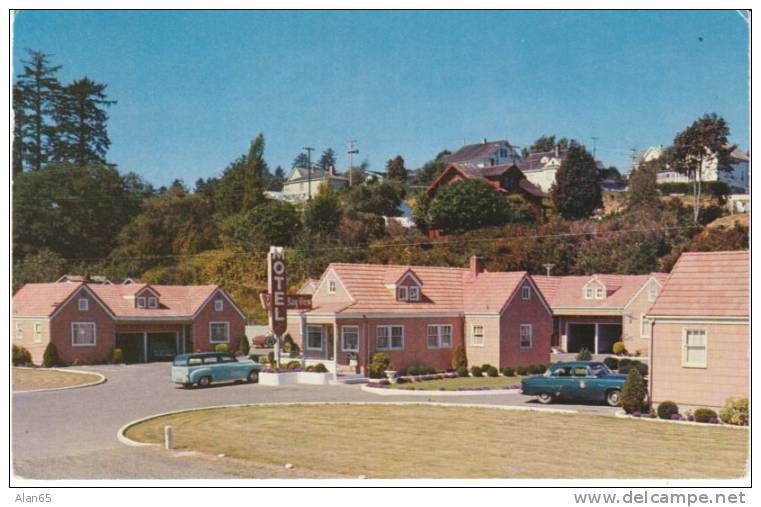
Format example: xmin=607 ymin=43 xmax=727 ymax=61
xmin=82 ymin=272 xmax=92 ymax=284
xmin=470 ymin=256 xmax=484 ymax=277
xmin=328 ymin=164 xmax=334 ymax=176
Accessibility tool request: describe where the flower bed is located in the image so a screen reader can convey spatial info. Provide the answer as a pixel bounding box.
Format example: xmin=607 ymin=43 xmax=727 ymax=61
xmin=366 ymin=372 xmax=525 ymax=392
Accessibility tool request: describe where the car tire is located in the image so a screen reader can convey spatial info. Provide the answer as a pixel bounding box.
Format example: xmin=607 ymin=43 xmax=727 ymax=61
xmin=197 ymin=376 xmax=212 ymax=388
xmin=182 ymin=383 xmax=192 ymax=389
xmin=606 ymin=389 xmax=622 ymax=407
xmin=537 ymin=393 xmax=553 ymax=404
xmin=247 ymin=370 xmax=259 ymax=383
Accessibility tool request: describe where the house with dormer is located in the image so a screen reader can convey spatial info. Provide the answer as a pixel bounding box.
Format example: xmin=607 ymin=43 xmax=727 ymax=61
xmin=445 ymin=139 xmax=522 ymax=168
xmin=12 ymin=282 xmax=247 ymax=364
xmin=287 ymin=257 xmax=553 ymax=375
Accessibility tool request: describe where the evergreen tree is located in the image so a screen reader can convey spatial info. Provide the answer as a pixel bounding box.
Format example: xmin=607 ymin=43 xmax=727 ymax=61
xmin=428 ymin=179 xmax=512 ymax=234
xmin=414 ymin=150 xmax=451 ymax=185
xmin=13 ymin=50 xmax=62 ymax=172
xmin=317 ymin=148 xmax=337 ymax=172
xmin=303 ymin=181 xmax=342 ymax=237
xmin=215 ymin=135 xmax=268 ymax=216
xmin=627 ymin=159 xmax=661 ymax=211
xmin=268 ymin=166 xmax=285 ymax=191
xmin=621 ymin=368 xmax=647 ymax=413
xmin=52 ymin=77 xmax=116 ymax=165
xmin=292 ymin=152 xmax=310 ymax=169
xmin=550 ymin=145 xmax=602 ymax=220
xmin=386 ymin=155 xmax=407 ymax=181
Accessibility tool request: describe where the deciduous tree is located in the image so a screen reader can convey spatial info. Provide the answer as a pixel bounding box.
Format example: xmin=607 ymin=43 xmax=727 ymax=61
xmin=550 ymin=145 xmax=602 ymax=220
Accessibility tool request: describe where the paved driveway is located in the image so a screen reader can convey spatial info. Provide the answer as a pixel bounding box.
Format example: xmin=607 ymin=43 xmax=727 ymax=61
xmin=12 ymin=363 xmax=617 ymax=479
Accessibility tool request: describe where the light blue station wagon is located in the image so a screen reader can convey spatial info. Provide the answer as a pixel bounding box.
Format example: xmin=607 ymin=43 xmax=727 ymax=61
xmin=171 ymin=352 xmax=264 ymax=388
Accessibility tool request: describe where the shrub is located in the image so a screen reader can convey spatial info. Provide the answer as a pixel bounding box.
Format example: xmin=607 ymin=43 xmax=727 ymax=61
xmin=619 ymin=360 xmax=648 ymax=376
xmin=289 ymin=342 xmax=301 ymax=358
xmin=693 ymin=408 xmax=718 ymax=424
xmin=456 ymin=366 xmax=469 ymax=377
xmin=369 ymin=352 xmax=391 ymax=378
xmin=238 ymin=336 xmax=250 ymax=356
xmin=287 ymin=360 xmax=301 ymax=369
xmin=42 ymin=342 xmax=60 ymax=368
xmin=612 ymin=341 xmax=627 ymax=355
xmin=603 ymin=357 xmax=619 ymax=370
xmin=657 ymin=401 xmax=680 ymax=420
xmin=313 ymin=363 xmax=328 ymax=373
xmin=621 ymin=368 xmax=647 ymax=414
xmin=529 ymin=364 xmax=546 ymax=375
xmin=486 ymin=366 xmax=498 ymax=377
xmin=267 ymin=351 xmax=275 ymax=364
xmin=12 ymin=344 xmax=32 ymax=366
xmin=719 ymin=398 xmax=749 ymax=426
xmin=515 ymin=365 xmax=529 ymax=376
xmin=481 ymin=363 xmax=493 ymax=372
xmin=111 ymin=348 xmax=124 ymax=364
xmin=451 ymin=344 xmax=468 ymax=372
xmin=470 ymin=366 xmax=483 ymax=377
xmin=576 ymin=347 xmax=592 ymax=361
xmin=214 ymin=343 xmax=229 ymax=353
xmin=619 ymin=358 xmax=632 ymax=368
xmin=406 ymin=366 xmax=420 ymax=376
xmin=502 ymin=367 xmax=515 ymax=377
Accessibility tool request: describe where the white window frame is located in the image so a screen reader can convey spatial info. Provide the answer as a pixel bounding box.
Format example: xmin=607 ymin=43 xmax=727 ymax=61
xmin=15 ymin=323 xmax=23 ymax=340
xmin=209 ymin=321 xmax=230 ymax=344
xmin=427 ymin=324 xmax=453 ymax=349
xmin=521 ymin=286 xmax=531 ymax=300
xmin=471 ymin=324 xmax=485 ymax=347
xmin=397 ymin=286 xmax=408 ymax=301
xmin=408 ymin=286 xmax=420 ymax=301
xmin=148 ymin=297 xmax=158 ymax=309
xmin=136 ymin=296 xmax=146 ymax=308
xmin=341 ymin=326 xmax=359 ymax=352
xmin=328 ymin=280 xmax=336 ymax=294
xmin=584 ymin=287 xmax=594 ymax=300
xmin=78 ymin=297 xmax=89 ymax=311
xmin=214 ymin=297 xmax=224 ymax=311
xmin=71 ymin=322 xmax=96 ymax=347
xmin=682 ymin=328 xmax=707 ymax=368
xmin=376 ymin=325 xmax=404 ymax=350
xmin=640 ymin=315 xmax=651 ymax=338
xmin=647 ymin=285 xmax=658 ymax=302
xmin=33 ymin=322 xmax=42 ymax=343
xmin=306 ymin=326 xmax=324 ymax=350
xmin=595 ymin=287 xmax=605 ymax=300
xmin=519 ymin=324 xmax=533 ymax=349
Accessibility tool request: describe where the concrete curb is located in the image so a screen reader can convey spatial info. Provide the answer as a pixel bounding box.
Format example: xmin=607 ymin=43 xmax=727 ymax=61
xmin=361 ymin=384 xmax=521 ymax=396
xmin=614 ymin=410 xmax=748 ymax=430
xmin=118 ymin=401 xmax=580 ymax=448
xmin=13 ymin=367 xmax=106 ymax=393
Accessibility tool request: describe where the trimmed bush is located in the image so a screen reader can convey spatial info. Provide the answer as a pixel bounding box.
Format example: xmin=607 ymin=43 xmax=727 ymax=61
xmin=313 ymin=363 xmax=328 ymax=373
xmin=456 ymin=366 xmax=469 ymax=378
xmin=486 ymin=366 xmax=498 ymax=377
xmin=619 ymin=360 xmax=648 ymax=376
xmin=657 ymin=401 xmax=680 ymax=420
xmin=619 ymin=358 xmax=632 ymax=368
xmin=515 ymin=365 xmax=529 ymax=376
xmin=214 ymin=343 xmax=229 ymax=353
xmin=267 ymin=351 xmax=275 ymax=364
xmin=369 ymin=352 xmax=391 ymax=378
xmin=286 ymin=360 xmax=301 ymax=369
xmin=42 ymin=342 xmax=59 ymax=368
xmin=238 ymin=336 xmax=250 ymax=356
xmin=603 ymin=356 xmax=619 ymax=370
xmin=719 ymin=398 xmax=749 ymax=426
xmin=12 ymin=344 xmax=32 ymax=366
xmin=451 ymin=344 xmax=468 ymax=372
xmin=612 ymin=341 xmax=627 ymax=355
xmin=528 ymin=364 xmax=546 ymax=375
xmin=576 ymin=347 xmax=592 ymax=361
xmin=693 ymin=408 xmax=718 ymax=424
xmin=470 ymin=366 xmax=483 ymax=377
xmin=481 ymin=363 xmax=493 ymax=372
xmin=111 ymin=348 xmax=124 ymax=364
xmin=621 ymin=368 xmax=647 ymax=413
xmin=501 ymin=366 xmax=515 ymax=377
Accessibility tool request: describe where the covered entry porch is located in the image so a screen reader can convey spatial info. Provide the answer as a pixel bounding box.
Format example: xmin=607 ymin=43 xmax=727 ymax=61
xmin=295 ymin=314 xmax=363 ymax=376
xmin=115 ymin=322 xmax=193 ymax=363
xmin=557 ymin=315 xmax=622 ymax=354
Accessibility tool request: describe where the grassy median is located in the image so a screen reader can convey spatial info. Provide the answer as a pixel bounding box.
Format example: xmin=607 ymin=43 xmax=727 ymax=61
xmin=125 ymin=404 xmax=748 ymax=479
xmin=388 ymin=375 xmax=526 ymax=390
xmin=12 ymin=368 xmax=102 ymax=391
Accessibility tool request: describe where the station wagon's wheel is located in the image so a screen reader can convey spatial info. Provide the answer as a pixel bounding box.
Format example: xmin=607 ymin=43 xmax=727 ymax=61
xmin=537 ymin=393 xmax=553 ymax=404
xmin=247 ymin=370 xmax=259 ymax=383
xmin=198 ymin=376 xmax=212 ymax=388
xmin=606 ymin=389 xmax=622 ymax=407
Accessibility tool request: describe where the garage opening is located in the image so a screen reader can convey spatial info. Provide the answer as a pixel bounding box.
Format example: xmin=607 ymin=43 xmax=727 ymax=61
xmin=597 ymin=324 xmax=622 ymax=354
xmin=116 ymin=333 xmax=144 ymax=364
xmin=148 ymin=332 xmax=177 ymax=362
xmin=566 ymin=324 xmax=595 ymax=353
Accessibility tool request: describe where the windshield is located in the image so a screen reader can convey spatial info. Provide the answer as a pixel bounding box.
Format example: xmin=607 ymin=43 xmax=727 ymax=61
xmin=590 ymin=363 xmax=612 ymax=376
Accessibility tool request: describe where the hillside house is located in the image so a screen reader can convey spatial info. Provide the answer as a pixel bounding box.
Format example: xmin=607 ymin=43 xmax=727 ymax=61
xmin=281 ymin=166 xmax=349 ymax=202
xmin=445 ymin=139 xmax=522 ymax=167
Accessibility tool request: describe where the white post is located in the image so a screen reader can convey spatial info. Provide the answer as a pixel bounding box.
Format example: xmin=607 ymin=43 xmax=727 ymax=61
xmin=143 ymin=331 xmax=148 ymax=363
xmin=333 ymin=321 xmax=339 ymax=381
xmin=274 ymin=334 xmax=281 ymax=368
xmin=164 ymin=425 xmax=173 ymax=450
xmin=594 ymin=324 xmax=599 ymax=355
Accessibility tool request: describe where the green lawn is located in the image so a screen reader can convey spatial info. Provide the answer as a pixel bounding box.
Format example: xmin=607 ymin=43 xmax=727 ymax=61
xmin=388 ymin=375 xmax=527 ymax=390
xmin=126 ymin=404 xmax=748 ymax=479
xmin=12 ymin=368 xmax=101 ymax=391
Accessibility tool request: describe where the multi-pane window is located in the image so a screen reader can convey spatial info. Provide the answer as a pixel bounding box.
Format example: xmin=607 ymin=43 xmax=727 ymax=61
xmin=471 ymin=325 xmax=485 ymax=347
xmin=33 ymin=323 xmax=42 ymax=343
xmin=584 ymin=287 xmax=594 ymax=300
xmin=307 ymin=326 xmax=323 ymax=350
xmin=15 ymin=323 xmax=23 ymax=340
xmin=640 ymin=316 xmax=651 ymax=338
xmin=683 ymin=329 xmax=707 ymax=368
xmin=72 ymin=322 xmax=96 ymax=346
xmin=648 ymin=285 xmax=658 ymax=302
xmin=328 ymin=280 xmax=336 ymax=294
xmin=595 ymin=287 xmax=605 ymax=299
xmin=521 ymin=286 xmax=531 ymax=300
xmin=397 ymin=286 xmax=408 ymax=301
xmin=148 ymin=297 xmax=158 ymax=309
xmin=427 ymin=325 xmax=453 ymax=349
xmin=341 ymin=326 xmax=359 ymax=351
xmin=408 ymin=286 xmax=420 ymax=301
xmin=214 ymin=296 xmax=224 ymax=311
xmin=376 ymin=325 xmax=404 ymax=350
xmin=209 ymin=322 xmax=229 ymax=343
xmin=519 ymin=324 xmax=532 ymax=348
xmin=78 ymin=297 xmax=89 ymax=311
xmin=136 ymin=297 xmax=146 ymax=308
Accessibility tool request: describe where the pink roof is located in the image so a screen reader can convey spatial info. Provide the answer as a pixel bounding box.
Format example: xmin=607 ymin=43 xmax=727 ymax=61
xmin=648 ymin=251 xmax=749 ymax=317
xmin=462 ymin=271 xmax=529 ymax=312
xmin=533 ymin=273 xmax=668 ymax=310
xmin=13 ymin=282 xmax=227 ymax=319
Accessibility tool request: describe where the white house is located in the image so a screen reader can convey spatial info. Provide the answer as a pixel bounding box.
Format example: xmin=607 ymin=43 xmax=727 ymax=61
xmin=281 ymin=166 xmax=349 ymax=202
xmin=445 ymin=139 xmax=522 ymax=168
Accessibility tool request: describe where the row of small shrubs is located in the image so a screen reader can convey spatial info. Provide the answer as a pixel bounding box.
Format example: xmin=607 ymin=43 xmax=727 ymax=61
xmin=306 ymin=363 xmax=328 ymax=373
xmin=406 ymin=365 xmax=436 ymax=376
xmin=603 ymin=356 xmax=649 ymax=376
xmin=654 ymin=398 xmax=748 ymax=425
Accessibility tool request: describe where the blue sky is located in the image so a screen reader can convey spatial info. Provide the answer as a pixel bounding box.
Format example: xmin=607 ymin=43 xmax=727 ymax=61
xmin=13 ymin=10 xmax=749 ymax=187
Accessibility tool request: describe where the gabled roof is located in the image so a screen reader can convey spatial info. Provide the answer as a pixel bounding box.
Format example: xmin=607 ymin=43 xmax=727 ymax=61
xmin=445 ymin=140 xmax=515 ymax=164
xmin=533 ymin=273 xmax=668 ymax=310
xmin=12 ymin=283 xmax=84 ymax=317
xmin=297 ymin=278 xmax=320 ymax=295
xmin=286 ymin=167 xmax=348 ymax=184
xmin=521 ymin=148 xmax=567 ymax=171
xmin=647 ymin=251 xmax=748 ymax=317
xmin=428 ymin=163 xmax=547 ymax=198
xmin=462 ymin=271 xmax=532 ymax=313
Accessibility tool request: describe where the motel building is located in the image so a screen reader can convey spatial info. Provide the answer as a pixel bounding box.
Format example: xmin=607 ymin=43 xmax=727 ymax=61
xmin=285 ymin=257 xmax=554 ymax=375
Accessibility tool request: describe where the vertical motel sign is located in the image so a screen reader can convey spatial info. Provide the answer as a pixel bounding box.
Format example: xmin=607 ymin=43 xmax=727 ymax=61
xmin=268 ymin=246 xmax=287 ymax=365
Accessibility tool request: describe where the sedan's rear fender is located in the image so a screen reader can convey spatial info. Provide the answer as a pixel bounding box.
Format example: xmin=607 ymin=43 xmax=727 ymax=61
xmin=189 ymin=367 xmax=215 ymax=383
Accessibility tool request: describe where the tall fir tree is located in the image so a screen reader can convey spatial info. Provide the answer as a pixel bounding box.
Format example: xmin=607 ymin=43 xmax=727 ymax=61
xmin=13 ymin=50 xmax=62 ymax=172
xmin=550 ymin=145 xmax=602 ymax=220
xmin=52 ymin=77 xmax=116 ymax=165
xmin=385 ymin=155 xmax=407 ymax=181
xmin=317 ymin=148 xmax=337 ymax=172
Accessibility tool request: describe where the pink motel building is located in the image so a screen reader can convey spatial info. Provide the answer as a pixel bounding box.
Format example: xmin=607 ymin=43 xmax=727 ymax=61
xmin=285 ymin=257 xmax=554 ymax=375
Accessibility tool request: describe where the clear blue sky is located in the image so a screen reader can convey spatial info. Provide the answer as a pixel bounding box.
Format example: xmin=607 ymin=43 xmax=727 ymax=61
xmin=13 ymin=10 xmax=749 ymax=187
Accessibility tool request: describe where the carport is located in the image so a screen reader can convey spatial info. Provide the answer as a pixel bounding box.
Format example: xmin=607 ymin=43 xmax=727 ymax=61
xmin=115 ymin=324 xmax=191 ymax=363
xmin=566 ymin=322 xmax=622 ymax=354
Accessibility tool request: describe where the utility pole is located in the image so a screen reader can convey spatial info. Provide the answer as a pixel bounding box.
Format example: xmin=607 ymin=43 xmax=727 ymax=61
xmin=303 ymin=146 xmax=315 ymax=200
xmin=590 ymin=136 xmax=599 ymax=159
xmin=629 ymin=146 xmax=638 ymax=171
xmin=542 ymin=263 xmax=555 ymax=277
xmin=347 ymin=140 xmax=358 ymax=186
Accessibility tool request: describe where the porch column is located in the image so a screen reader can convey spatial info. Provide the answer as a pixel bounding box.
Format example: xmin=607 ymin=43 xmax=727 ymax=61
xmin=594 ymin=323 xmax=599 ymax=355
xmin=333 ymin=321 xmax=339 ymax=381
xmin=143 ymin=331 xmax=148 ymax=363
xmin=181 ymin=326 xmax=186 ymax=354
xmin=300 ymin=314 xmax=307 ymax=368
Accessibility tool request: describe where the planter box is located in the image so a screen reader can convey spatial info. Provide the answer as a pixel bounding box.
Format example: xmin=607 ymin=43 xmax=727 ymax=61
xmin=298 ymin=372 xmax=332 ymax=385
xmin=258 ymin=371 xmax=332 ymax=386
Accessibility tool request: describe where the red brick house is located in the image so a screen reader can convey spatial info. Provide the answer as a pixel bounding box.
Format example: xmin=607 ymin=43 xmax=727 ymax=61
xmin=12 ymin=282 xmax=247 ymax=364
xmin=286 ymin=257 xmax=553 ymax=375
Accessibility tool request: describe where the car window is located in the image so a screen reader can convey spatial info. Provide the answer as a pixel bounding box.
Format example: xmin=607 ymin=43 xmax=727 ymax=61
xmin=552 ymin=367 xmax=572 ymax=377
xmin=187 ymin=357 xmax=202 ymax=365
xmin=220 ymin=355 xmax=236 ymax=363
xmin=204 ymin=356 xmax=219 ymax=364
xmin=573 ymin=367 xmax=590 ymax=377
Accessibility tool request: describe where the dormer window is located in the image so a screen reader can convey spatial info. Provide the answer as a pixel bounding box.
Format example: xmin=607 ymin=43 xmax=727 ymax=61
xmin=214 ymin=296 xmax=224 ymax=312
xmin=148 ymin=297 xmax=158 ymax=309
xmin=584 ymin=287 xmax=595 ymax=300
xmin=521 ymin=286 xmax=531 ymax=300
xmin=397 ymin=286 xmax=408 ymax=301
xmin=595 ymin=287 xmax=605 ymax=300
xmin=648 ymin=285 xmax=658 ymax=302
xmin=408 ymin=286 xmax=420 ymax=301
xmin=78 ymin=297 xmax=89 ymax=311
xmin=328 ymin=280 xmax=336 ymax=294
